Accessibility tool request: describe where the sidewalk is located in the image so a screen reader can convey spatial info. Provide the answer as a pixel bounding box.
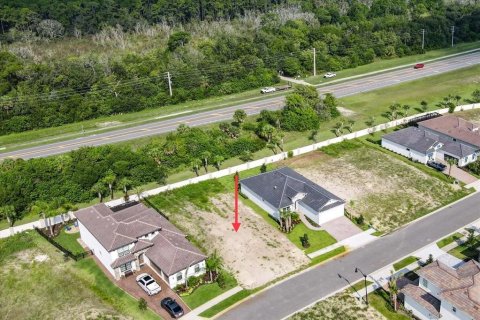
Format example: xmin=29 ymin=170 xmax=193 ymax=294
xmin=182 ymin=286 xmax=243 ymax=320
xmin=308 ymin=228 xmax=377 ymax=259
xmin=350 ymin=219 xmax=480 ymax=300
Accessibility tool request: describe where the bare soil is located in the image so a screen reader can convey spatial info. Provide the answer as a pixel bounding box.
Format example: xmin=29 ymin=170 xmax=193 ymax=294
xmin=163 ymin=194 xmax=310 ymax=289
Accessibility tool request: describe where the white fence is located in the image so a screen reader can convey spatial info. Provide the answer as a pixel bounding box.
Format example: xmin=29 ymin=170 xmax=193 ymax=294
xmin=0 ymin=212 xmax=75 ymax=238
xmin=107 ymin=103 xmax=479 ymax=207
xmin=2 ymin=103 xmax=478 ymax=237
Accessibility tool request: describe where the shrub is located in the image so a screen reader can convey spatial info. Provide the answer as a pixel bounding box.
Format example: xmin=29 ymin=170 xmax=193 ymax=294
xmin=287 ymin=150 xmax=294 ymax=158
xmin=260 ymin=163 xmax=267 ymax=173
xmin=216 ymin=271 xmax=228 ymax=289
xmin=187 ymin=275 xmax=202 ymax=288
xmin=355 ymin=214 xmax=365 ymax=225
xmin=300 ymin=233 xmax=310 ymax=248
xmin=138 ymin=298 xmax=147 ymax=311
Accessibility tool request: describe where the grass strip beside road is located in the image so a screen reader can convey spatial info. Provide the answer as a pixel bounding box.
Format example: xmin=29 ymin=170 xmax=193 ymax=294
xmin=181 ymin=273 xmax=238 ymax=309
xmin=393 ymin=256 xmax=419 ymax=271
xmin=199 ymin=290 xmax=253 ymax=318
xmin=309 ymin=246 xmax=346 ymax=267
xmin=436 ymin=232 xmax=464 ymax=248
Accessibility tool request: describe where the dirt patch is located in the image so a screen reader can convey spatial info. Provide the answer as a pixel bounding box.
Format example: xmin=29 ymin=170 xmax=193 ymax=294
xmin=291 ymin=146 xmax=463 ymax=232
xmin=164 ymin=194 xmax=309 ymax=289
xmin=96 ymin=121 xmax=122 ymax=128
xmin=337 ymin=106 xmax=357 ymax=117
xmin=289 ymin=291 xmax=385 ymax=320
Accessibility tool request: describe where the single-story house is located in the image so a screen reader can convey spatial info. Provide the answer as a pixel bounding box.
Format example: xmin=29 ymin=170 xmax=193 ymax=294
xmin=240 ymin=167 xmax=345 ymax=225
xmin=75 ymin=202 xmax=206 ymax=289
xmin=419 ymin=115 xmax=480 ymax=149
xmin=382 ymin=125 xmax=479 ymax=167
xmin=401 ymin=259 xmax=480 ymax=320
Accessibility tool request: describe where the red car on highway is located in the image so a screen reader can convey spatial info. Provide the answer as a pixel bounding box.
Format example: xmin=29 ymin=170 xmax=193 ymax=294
xmin=414 ymin=63 xmax=425 ymax=69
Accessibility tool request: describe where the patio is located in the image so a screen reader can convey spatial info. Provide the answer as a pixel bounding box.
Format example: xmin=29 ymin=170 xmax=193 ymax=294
xmin=92 ymin=256 xmax=190 ymax=319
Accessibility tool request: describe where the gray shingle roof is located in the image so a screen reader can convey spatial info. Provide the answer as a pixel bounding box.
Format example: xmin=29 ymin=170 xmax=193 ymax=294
xmin=383 ymin=126 xmax=478 ymax=158
xmin=240 ymin=167 xmax=344 ymax=212
xmin=75 ymin=203 xmax=206 ymax=275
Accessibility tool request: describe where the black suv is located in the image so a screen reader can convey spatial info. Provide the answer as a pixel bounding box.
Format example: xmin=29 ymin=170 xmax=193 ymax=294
xmin=427 ymin=161 xmax=446 ymax=171
xmin=161 ymin=297 xmax=184 ymax=318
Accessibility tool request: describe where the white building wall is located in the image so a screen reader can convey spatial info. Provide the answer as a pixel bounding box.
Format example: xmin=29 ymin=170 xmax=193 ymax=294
xmin=240 ymin=184 xmax=280 ymax=220
xmin=166 ymin=260 xmax=207 ymax=289
xmin=403 ymin=295 xmax=438 ymax=320
xmin=440 ymin=300 xmax=473 ymax=320
xmin=419 ymin=276 xmax=442 ymax=300
xmin=382 ymin=139 xmax=430 ymax=164
xmin=298 ymin=202 xmax=344 ymax=225
xmin=78 ymin=220 xmax=115 ymax=276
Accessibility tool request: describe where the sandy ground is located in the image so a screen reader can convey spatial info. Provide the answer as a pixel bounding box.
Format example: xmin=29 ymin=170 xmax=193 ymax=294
xmin=166 ymin=195 xmax=309 ymax=289
xmin=289 ymin=291 xmax=386 ymax=320
xmin=337 ymin=106 xmax=357 ymax=117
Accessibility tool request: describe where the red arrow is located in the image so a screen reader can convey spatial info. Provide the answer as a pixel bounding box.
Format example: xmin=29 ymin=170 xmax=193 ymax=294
xmin=232 ymin=173 xmax=241 ymax=232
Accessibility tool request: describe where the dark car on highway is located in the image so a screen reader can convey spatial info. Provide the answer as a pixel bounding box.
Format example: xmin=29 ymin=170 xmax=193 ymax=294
xmin=414 ymin=63 xmax=425 ymax=69
xmin=161 ymin=297 xmax=184 ymax=318
xmin=427 ymin=161 xmax=446 ymax=171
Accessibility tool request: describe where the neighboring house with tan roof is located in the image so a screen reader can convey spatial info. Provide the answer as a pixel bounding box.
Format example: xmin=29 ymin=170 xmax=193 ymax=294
xmin=401 ymin=259 xmax=480 ymax=320
xmin=240 ymin=167 xmax=345 ymax=225
xmin=75 ymin=202 xmax=206 ymax=289
xmin=382 ymin=115 xmax=480 ymax=167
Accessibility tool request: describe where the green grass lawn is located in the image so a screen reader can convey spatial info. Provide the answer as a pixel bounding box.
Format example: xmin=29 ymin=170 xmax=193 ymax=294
xmin=199 ymin=289 xmax=253 ymax=318
xmin=306 ymin=41 xmax=480 ymax=85
xmin=350 ymin=280 xmax=374 ymax=294
xmin=0 ymin=231 xmax=160 ymax=320
xmin=181 ymin=273 xmax=237 ymax=309
xmin=447 ymin=236 xmax=480 ymax=261
xmin=287 ymin=222 xmax=337 ymax=254
xmin=393 ymin=256 xmax=419 ymax=271
xmin=309 ymin=246 xmax=346 ymax=267
xmin=369 ymin=290 xmax=412 ymax=320
xmin=436 ymin=232 xmax=464 ymax=248
xmin=53 ymin=226 xmax=85 ymax=255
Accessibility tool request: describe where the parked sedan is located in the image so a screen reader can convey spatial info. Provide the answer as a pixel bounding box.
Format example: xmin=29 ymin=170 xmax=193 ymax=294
xmin=427 ymin=161 xmax=446 ymax=171
xmin=260 ymin=87 xmax=276 ymax=94
xmin=136 ymin=273 xmax=161 ymax=296
xmin=161 ymin=297 xmax=184 ymax=318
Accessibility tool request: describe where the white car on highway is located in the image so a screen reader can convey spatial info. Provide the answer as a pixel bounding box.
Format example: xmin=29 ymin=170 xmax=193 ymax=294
xmin=136 ymin=273 xmax=161 ymax=296
xmin=260 ymin=87 xmax=276 ymax=94
xmin=323 ymin=72 xmax=337 ymax=78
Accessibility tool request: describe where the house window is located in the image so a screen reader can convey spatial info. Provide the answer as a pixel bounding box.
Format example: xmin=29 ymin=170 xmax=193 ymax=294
xmin=194 ymin=264 xmax=200 ymax=273
xmin=117 ymin=246 xmax=130 ymax=257
xmin=406 ymin=148 xmax=410 ymax=151
xmin=120 ymin=262 xmax=132 ymax=273
xmin=452 ymin=306 xmax=456 ymax=313
xmin=177 ymin=272 xmax=183 ymax=281
xmin=453 ymin=138 xmax=457 ymax=141
xmin=422 ymin=278 xmax=428 ymax=288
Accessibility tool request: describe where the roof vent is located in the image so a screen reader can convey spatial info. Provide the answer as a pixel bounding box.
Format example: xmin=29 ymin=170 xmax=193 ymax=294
xmin=274 ymin=186 xmax=277 ymax=189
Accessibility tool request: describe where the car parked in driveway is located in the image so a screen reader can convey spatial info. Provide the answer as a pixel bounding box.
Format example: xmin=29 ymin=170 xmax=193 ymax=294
xmin=324 ymin=72 xmax=337 ymax=78
xmin=414 ymin=63 xmax=425 ymax=69
xmin=427 ymin=161 xmax=446 ymax=171
xmin=136 ymin=273 xmax=161 ymax=296
xmin=161 ymin=297 xmax=184 ymax=318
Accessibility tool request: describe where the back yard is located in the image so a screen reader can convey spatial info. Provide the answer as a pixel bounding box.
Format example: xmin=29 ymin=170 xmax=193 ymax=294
xmin=284 ymin=139 xmax=469 ymax=232
xmin=0 ymin=231 xmax=160 ymax=320
xmin=148 ymin=177 xmax=310 ymax=289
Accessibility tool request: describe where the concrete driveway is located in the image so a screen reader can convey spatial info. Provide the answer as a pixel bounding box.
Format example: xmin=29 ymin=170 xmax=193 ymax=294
xmin=321 ymin=216 xmax=362 ymax=241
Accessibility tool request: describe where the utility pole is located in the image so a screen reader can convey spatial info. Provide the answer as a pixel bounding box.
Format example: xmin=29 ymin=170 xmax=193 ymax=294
xmin=451 ymin=26 xmax=455 ymax=47
xmin=355 ymin=267 xmax=369 ymax=305
xmin=165 ymin=72 xmax=173 ymax=97
xmin=421 ymin=29 xmax=425 ymax=50
xmin=313 ymin=47 xmax=317 ymax=77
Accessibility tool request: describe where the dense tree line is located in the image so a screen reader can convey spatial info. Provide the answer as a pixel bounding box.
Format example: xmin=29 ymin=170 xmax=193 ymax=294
xmin=0 ymin=85 xmax=333 ymax=225
xmin=0 ymin=0 xmax=479 ymax=135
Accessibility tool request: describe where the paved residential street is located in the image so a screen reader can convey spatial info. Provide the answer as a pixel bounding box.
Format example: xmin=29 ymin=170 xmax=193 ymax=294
xmin=1 ymin=50 xmax=479 ymax=160
xmin=218 ymin=192 xmax=480 ymax=320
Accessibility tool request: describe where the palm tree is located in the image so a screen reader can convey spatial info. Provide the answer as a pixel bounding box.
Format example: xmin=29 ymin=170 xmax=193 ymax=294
xmin=275 ymin=132 xmax=285 ymax=151
xmin=389 ymin=103 xmax=400 ymax=120
xmin=91 ymin=181 xmax=105 ymax=203
xmin=0 ymin=205 xmax=19 ymax=228
xmin=206 ymin=250 xmax=223 ymax=282
xmin=454 ymin=95 xmax=462 ymax=106
xmin=260 ymin=124 xmax=275 ymax=142
xmin=388 ymin=273 xmax=399 ymax=311
xmin=201 ymin=151 xmax=211 ymax=173
xmin=119 ymin=177 xmax=132 ymax=200
xmin=344 ymin=119 xmax=355 ymax=133
xmin=266 ymin=142 xmax=277 ymax=154
xmin=332 ymin=122 xmax=343 ymax=136
xmin=103 ymin=170 xmax=116 ymax=200
xmin=446 ymin=157 xmax=456 ymax=177
xmin=213 ymin=155 xmax=224 ymax=170
xmin=30 ymin=201 xmax=55 ymax=236
xmin=233 ymin=109 xmax=247 ymax=126
xmin=310 ymin=130 xmax=318 ymax=142
xmin=191 ymin=158 xmax=202 ymax=176
xmin=402 ymin=104 xmax=410 ymax=117
xmin=133 ymin=185 xmax=144 ymax=200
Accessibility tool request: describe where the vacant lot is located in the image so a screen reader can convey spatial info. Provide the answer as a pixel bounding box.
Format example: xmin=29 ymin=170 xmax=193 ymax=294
xmin=285 ymin=140 xmax=468 ymax=232
xmin=0 ymin=231 xmax=159 ymax=320
xmin=148 ymin=181 xmax=310 ymax=289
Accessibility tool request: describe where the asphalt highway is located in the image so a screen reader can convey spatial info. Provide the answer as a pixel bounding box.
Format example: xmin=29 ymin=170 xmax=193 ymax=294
xmin=1 ymin=50 xmax=480 ymax=160
xmin=219 ymin=193 xmax=480 ymax=320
